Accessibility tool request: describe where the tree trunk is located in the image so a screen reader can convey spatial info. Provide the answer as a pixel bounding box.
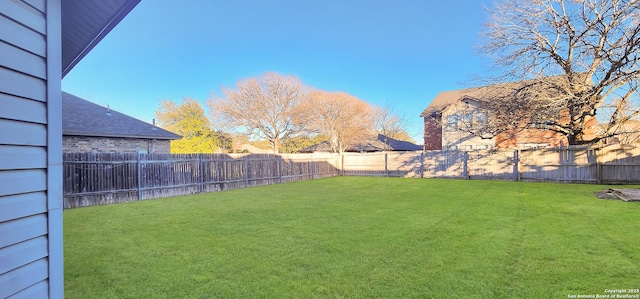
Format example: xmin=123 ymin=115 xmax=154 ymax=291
xmin=567 ymin=133 xmax=598 ymax=146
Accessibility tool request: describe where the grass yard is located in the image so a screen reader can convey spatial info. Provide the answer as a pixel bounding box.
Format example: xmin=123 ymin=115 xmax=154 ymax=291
xmin=64 ymin=177 xmax=640 ymax=298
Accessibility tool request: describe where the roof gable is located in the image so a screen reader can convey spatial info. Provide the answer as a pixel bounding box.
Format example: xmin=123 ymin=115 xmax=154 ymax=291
xmin=62 ymin=92 xmax=181 ymax=140
xmin=420 ymin=84 xmax=508 ymax=118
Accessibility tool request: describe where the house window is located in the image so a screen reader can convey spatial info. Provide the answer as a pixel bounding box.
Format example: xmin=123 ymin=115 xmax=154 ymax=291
xmin=446 ymin=115 xmax=458 ymax=131
xmin=460 ymin=113 xmax=473 ymax=128
xmin=475 ymin=112 xmax=488 ymax=126
xmin=530 ymin=116 xmax=552 ymax=129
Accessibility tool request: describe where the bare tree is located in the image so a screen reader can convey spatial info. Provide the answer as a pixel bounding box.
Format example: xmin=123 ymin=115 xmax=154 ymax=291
xmin=208 ymin=72 xmax=309 ymax=153
xmin=305 ymin=91 xmax=375 ymax=153
xmin=450 ymin=80 xmax=570 ymax=140
xmin=481 ymin=0 xmax=640 ymax=145
xmin=372 ymin=104 xmax=413 ymax=143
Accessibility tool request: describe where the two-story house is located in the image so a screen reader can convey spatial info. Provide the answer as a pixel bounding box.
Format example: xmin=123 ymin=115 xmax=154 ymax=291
xmin=421 ymin=85 xmax=499 ymax=151
xmin=421 ymin=80 xmax=594 ymax=151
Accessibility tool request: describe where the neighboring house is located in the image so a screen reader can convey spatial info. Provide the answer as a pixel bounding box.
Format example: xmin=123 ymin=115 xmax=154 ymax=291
xmin=302 ymin=134 xmax=422 ymax=153
xmin=0 ymin=1 xmax=140 ymax=298
xmin=62 ymin=92 xmax=180 ymax=154
xmin=421 ymin=85 xmax=502 ymax=151
xmin=235 ymin=143 xmax=273 ymax=154
xmin=421 ymin=81 xmax=595 ymax=151
xmin=601 ymin=120 xmax=640 ymax=145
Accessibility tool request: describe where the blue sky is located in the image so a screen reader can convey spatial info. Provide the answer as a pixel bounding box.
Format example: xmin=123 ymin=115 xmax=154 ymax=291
xmin=62 ymin=0 xmax=496 ymax=143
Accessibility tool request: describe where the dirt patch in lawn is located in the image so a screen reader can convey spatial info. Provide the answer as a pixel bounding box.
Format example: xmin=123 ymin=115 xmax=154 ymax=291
xmin=596 ymin=189 xmax=640 ymax=202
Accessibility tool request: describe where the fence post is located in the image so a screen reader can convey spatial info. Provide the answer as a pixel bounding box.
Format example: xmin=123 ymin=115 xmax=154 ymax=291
xmin=420 ymin=152 xmax=425 ymax=178
xmin=221 ymin=156 xmax=227 ymax=191
xmin=310 ymin=156 xmax=315 ymax=180
xmin=279 ymin=156 xmax=283 ymax=184
xmin=597 ymin=163 xmax=603 ymax=184
xmin=514 ymin=150 xmax=520 ymax=181
xmin=384 ymin=153 xmax=389 ymax=177
xmin=136 ymin=152 xmax=142 ymax=200
xmin=341 ymin=154 xmax=345 ymax=176
xmin=596 ymin=148 xmax=602 ymax=184
xmin=462 ymin=151 xmax=469 ymax=179
xmin=199 ymin=154 xmax=204 ymax=193
xmin=244 ymin=156 xmax=249 ymax=188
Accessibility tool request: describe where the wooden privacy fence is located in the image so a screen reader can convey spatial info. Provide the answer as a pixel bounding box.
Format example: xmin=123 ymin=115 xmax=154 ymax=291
xmin=63 ymin=153 xmax=340 ymax=208
xmin=340 ymin=144 xmax=640 ymax=184
xmin=64 ymin=145 xmax=640 ymax=208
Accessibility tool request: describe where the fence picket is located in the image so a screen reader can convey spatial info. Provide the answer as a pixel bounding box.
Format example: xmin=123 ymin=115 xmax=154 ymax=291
xmin=63 ymin=153 xmax=342 ymax=208
xmin=63 ymin=145 xmax=640 ymax=209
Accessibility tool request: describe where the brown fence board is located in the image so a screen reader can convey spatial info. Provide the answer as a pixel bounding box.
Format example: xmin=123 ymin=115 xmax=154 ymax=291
xmin=63 ymin=146 xmax=640 ymax=209
xmin=63 ymin=153 xmax=341 ymax=208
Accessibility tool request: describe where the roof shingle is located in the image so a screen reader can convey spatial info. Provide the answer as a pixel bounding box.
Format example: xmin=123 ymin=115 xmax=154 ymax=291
xmin=302 ymin=134 xmax=421 ymax=152
xmin=419 ymin=84 xmax=513 ymax=117
xmin=62 ymin=92 xmax=181 ymax=140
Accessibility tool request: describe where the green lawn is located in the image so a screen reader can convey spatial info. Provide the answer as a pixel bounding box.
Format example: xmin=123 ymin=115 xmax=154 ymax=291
xmin=64 ymin=177 xmax=640 ymax=298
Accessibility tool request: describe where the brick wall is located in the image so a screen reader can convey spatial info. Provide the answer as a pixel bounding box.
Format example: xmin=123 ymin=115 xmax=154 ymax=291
xmin=495 ymin=128 xmax=568 ymax=149
xmin=425 ymin=106 xmax=600 ymax=150
xmin=423 ymin=116 xmax=442 ymax=150
xmin=63 ymin=136 xmax=171 ymax=153
xmin=495 ymin=113 xmax=598 ymax=149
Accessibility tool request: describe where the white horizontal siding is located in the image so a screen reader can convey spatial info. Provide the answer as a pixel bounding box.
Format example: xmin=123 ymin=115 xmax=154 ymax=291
xmin=0 ymin=67 xmax=46 ymax=100
xmin=0 ymin=93 xmax=46 ymax=123
xmin=0 ymin=119 xmax=47 ymax=146
xmin=0 ymin=236 xmax=48 ymax=275
xmin=0 ymin=192 xmax=47 ymax=222
xmin=0 ymin=0 xmax=45 ymax=34
xmin=0 ymin=170 xmax=46 ymax=197
xmin=0 ymin=258 xmax=48 ymax=298
xmin=6 ymin=280 xmax=48 ymax=299
xmin=0 ymin=145 xmax=46 ymax=170
xmin=0 ymin=214 xmax=47 ymax=249
xmin=0 ymin=14 xmax=46 ymax=57
xmin=0 ymin=41 xmax=46 ymax=79
xmin=22 ymin=0 xmax=45 ymax=13
xmin=0 ymin=0 xmax=54 ymax=298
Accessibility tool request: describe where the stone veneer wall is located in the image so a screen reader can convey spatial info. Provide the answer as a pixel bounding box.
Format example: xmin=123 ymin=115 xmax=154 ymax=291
xmin=63 ymin=136 xmax=171 ymax=153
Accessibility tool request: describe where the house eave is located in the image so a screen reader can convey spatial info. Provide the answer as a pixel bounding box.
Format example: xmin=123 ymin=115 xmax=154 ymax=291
xmin=61 ymin=0 xmax=141 ymax=78
xmin=63 ymin=132 xmax=181 ymax=140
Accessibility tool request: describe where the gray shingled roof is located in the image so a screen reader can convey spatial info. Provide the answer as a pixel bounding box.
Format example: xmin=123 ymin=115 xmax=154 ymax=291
xmin=302 ymin=134 xmax=421 ymax=153
xmin=377 ymin=134 xmax=423 ymax=151
xmin=62 ymin=92 xmax=181 ymax=140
